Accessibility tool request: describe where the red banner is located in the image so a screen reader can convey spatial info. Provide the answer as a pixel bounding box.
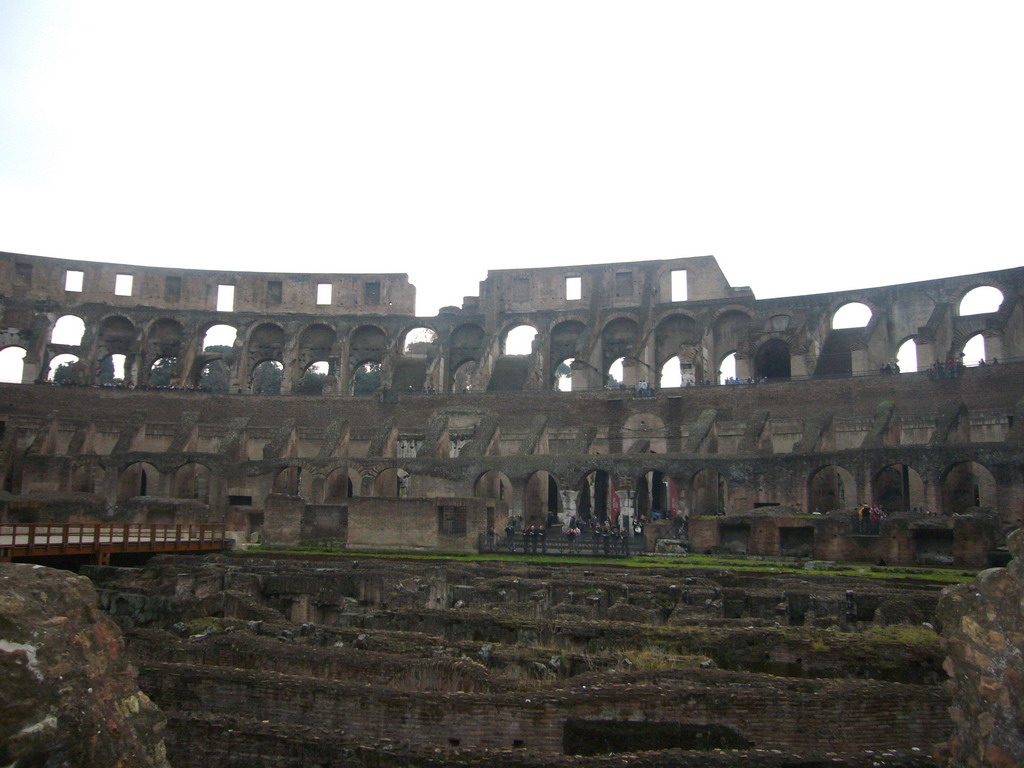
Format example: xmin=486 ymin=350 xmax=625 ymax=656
xmin=667 ymin=477 xmax=677 ymax=517
xmin=609 ymin=477 xmax=621 ymax=525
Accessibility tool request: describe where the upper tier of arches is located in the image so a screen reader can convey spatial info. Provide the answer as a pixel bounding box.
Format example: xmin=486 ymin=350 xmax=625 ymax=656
xmin=0 ymin=252 xmax=1020 ymax=393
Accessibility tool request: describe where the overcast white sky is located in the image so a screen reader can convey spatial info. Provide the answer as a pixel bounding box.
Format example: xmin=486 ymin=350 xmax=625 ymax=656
xmin=1 ymin=1 xmax=1022 ymax=318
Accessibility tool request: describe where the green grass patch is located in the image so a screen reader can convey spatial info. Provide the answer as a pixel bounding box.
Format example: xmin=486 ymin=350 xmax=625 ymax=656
xmin=185 ymin=617 xmax=224 ymax=634
xmin=235 ymin=545 xmax=978 ymax=584
xmin=860 ymin=624 xmax=943 ymax=650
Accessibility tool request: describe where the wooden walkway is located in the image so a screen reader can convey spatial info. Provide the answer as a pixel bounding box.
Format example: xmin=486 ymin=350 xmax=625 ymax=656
xmin=0 ymin=523 xmax=232 ymax=565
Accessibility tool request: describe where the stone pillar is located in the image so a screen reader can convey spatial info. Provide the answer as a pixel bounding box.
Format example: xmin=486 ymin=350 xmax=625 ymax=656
xmin=560 ymin=489 xmax=579 ymax=523
xmin=915 ymin=337 xmax=938 ymax=370
xmin=851 ymin=347 xmax=871 ymax=375
xmin=621 ymin=358 xmax=641 ymax=389
xmin=923 ymin=480 xmax=943 ymax=516
xmin=735 ymin=354 xmax=752 ymax=380
xmin=983 ymin=330 xmax=1005 ymax=363
xmin=789 ymin=351 xmax=809 ymax=378
xmin=508 ymin=478 xmax=528 ymax=523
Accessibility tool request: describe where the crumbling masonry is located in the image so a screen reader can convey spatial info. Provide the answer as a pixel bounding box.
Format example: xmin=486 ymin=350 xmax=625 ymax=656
xmin=1 ymin=250 xmax=1023 ymax=564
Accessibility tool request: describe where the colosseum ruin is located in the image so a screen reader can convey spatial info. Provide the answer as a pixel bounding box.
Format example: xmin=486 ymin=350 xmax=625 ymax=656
xmin=1 ymin=249 xmax=1023 ymax=767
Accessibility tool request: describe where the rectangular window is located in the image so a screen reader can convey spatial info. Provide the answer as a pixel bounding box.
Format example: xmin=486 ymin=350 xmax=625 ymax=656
xmin=364 ymin=281 xmax=381 ymax=304
xmin=217 ymin=284 xmax=234 ymax=312
xmin=615 ymin=272 xmax=632 ymax=297
xmin=565 ymin=276 xmax=582 ymax=301
xmin=671 ymin=269 xmax=687 ymax=301
xmin=267 ymin=280 xmax=282 ymax=304
xmin=316 ymin=283 xmax=332 ymax=305
xmin=513 ymin=277 xmax=530 ymax=302
xmin=164 ymin=276 xmax=181 ymax=301
xmin=65 ymin=270 xmax=84 ymax=292
xmin=114 ymin=274 xmax=133 ymax=296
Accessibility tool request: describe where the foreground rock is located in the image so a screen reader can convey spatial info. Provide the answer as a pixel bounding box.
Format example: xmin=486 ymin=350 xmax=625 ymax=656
xmin=937 ymin=529 xmax=1024 ymax=768
xmin=0 ymin=563 xmax=170 ymax=768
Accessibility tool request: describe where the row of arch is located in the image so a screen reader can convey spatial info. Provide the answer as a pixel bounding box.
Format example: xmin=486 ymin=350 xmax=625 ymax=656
xmin=0 ymin=332 xmax=998 ymax=390
xmin=0 ymin=282 xmax=1009 ymax=389
xmin=99 ymin=458 xmax=1005 ymax=525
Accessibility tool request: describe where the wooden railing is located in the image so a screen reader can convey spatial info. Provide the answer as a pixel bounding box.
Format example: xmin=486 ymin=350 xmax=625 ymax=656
xmin=0 ymin=523 xmax=231 ymax=564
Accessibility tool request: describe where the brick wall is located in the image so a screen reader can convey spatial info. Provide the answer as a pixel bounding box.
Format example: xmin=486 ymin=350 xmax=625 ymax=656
xmin=140 ymin=663 xmax=950 ymax=756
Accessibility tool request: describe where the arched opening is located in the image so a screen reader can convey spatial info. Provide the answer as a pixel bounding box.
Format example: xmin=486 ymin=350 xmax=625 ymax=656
xmin=297 ymin=322 xmax=336 ymax=356
xmin=807 ymin=465 xmax=854 ymax=513
xmin=197 ymin=359 xmax=230 ymax=392
xmin=525 ymin=471 xmax=559 ymax=528
xmin=324 ymin=467 xmax=356 ymax=503
xmin=203 ymin=324 xmax=237 ymax=351
xmin=393 ymin=326 xmax=437 ymax=392
xmin=601 ymin=318 xmax=639 ymax=379
xmin=0 ymin=346 xmax=27 ymax=383
xmin=98 ymin=353 xmax=127 ymax=384
xmin=943 ymin=461 xmax=997 ymax=514
xmin=961 ymin=332 xmax=987 ymax=366
xmin=718 ymin=352 xmax=736 ymax=385
xmin=659 ymin=357 xmax=682 ymax=388
xmin=553 ymin=357 xmax=575 ymax=391
xmin=832 ymin=302 xmax=872 ymax=329
xmin=711 ymin=311 xmax=751 ymax=383
xmin=577 ymin=470 xmax=611 ymax=524
xmin=452 ymin=360 xmax=478 ymax=392
xmin=635 ymin=470 xmax=671 ymax=520
xmin=872 ymin=464 xmax=925 ymax=511
xmin=273 ymin=465 xmax=301 ymax=495
xmin=50 ymin=315 xmax=86 ymax=346
xmin=98 ymin=316 xmax=136 ymax=353
xmin=146 ymin=318 xmax=184 ymax=354
xmin=450 ymin=324 xmax=484 ymax=390
xmin=251 ymin=360 xmax=284 ymax=394
xmin=959 ymin=286 xmax=1003 ymax=316
xmin=896 ymin=338 xmax=918 ymax=373
xmin=503 ymin=325 xmax=539 ymax=355
xmin=607 ymin=357 xmax=626 ymax=388
xmin=246 ymin=324 xmax=286 ymax=385
xmin=655 ymin=315 xmax=697 ymax=377
xmin=351 ymin=361 xmax=382 ymax=395
xmin=488 ymin=325 xmax=539 ymax=392
xmin=149 ymin=357 xmax=178 ymax=387
xmin=551 ymin=319 xmax=585 ymax=354
xmin=298 ymin=360 xmax=330 ymax=394
xmin=474 ymin=470 xmax=512 ymax=503
xmin=173 ymin=463 xmax=211 ymax=503
xmin=402 ymin=327 xmax=438 ymax=354
xmin=373 ymin=468 xmax=409 ymax=498
xmin=691 ymin=469 xmax=725 ymax=516
xmin=118 ymin=462 xmax=157 ymax=501
xmin=349 ymin=325 xmax=388 ymax=366
xmin=753 ymin=339 xmax=791 ymax=380
xmin=46 ymin=353 xmax=80 ymax=383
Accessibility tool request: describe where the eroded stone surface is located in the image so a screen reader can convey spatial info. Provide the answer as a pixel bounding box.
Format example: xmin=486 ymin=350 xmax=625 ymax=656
xmin=0 ymin=563 xmax=170 ymax=768
xmin=936 ymin=529 xmax=1024 ymax=767
xmin=78 ymin=553 xmax=957 ymax=766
